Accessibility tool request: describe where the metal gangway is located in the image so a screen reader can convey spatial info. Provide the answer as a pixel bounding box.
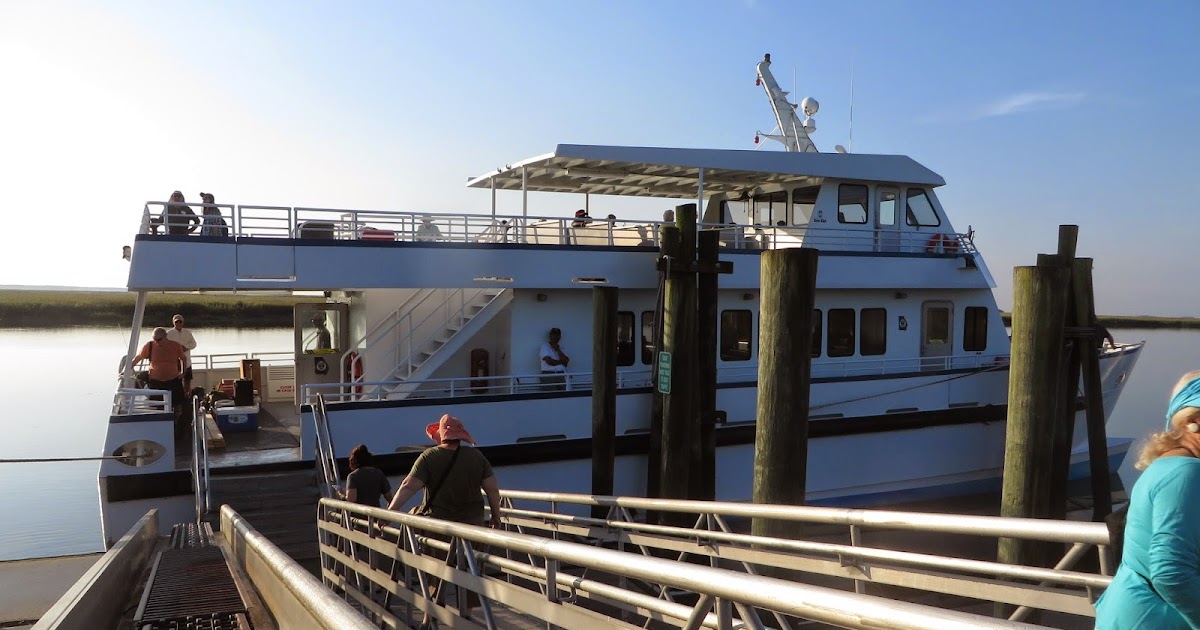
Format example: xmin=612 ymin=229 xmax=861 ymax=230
xmin=317 ymin=490 xmax=1114 ymax=630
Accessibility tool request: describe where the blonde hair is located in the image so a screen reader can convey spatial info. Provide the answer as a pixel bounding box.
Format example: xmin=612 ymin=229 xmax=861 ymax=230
xmin=1135 ymin=369 xmax=1200 ymax=470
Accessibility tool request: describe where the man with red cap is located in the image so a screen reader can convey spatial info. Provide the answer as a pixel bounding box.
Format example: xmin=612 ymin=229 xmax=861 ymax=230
xmin=387 ymin=413 xmax=502 ymax=528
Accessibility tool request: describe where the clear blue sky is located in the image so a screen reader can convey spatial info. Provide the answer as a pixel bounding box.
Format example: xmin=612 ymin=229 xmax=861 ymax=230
xmin=1 ymin=1 xmax=1196 ymax=315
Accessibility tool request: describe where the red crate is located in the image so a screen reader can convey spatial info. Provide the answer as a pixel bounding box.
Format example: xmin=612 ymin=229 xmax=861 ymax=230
xmin=361 ymin=229 xmax=395 ymax=241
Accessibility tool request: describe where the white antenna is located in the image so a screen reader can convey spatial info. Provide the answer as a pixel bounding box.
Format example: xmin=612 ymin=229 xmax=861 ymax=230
xmin=848 ymin=52 xmax=856 ymax=153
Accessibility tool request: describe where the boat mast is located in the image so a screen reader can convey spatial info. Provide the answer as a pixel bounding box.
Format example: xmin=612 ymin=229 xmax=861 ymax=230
xmin=755 ymin=53 xmax=819 ymax=153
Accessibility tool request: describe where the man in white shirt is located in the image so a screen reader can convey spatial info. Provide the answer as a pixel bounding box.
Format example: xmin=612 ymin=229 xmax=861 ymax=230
xmin=539 ymin=327 xmax=570 ymax=391
xmin=415 ymin=216 xmax=443 ymax=242
xmin=166 ymin=314 xmax=198 ymax=394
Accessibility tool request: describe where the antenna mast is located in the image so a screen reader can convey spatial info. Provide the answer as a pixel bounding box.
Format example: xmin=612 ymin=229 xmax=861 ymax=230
xmin=754 ymin=53 xmax=818 ymax=153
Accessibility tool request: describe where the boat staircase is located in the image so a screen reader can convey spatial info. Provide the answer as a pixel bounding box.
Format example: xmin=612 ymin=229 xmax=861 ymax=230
xmin=345 ymin=287 xmax=511 ymax=399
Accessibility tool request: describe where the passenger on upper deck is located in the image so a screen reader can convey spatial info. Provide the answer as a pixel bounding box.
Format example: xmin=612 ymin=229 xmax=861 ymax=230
xmin=571 ymin=209 xmax=591 ymax=228
xmin=163 ymin=191 xmax=199 ymax=236
xmin=198 ymin=192 xmax=229 ymax=237
xmin=415 ymin=216 xmax=443 ymax=242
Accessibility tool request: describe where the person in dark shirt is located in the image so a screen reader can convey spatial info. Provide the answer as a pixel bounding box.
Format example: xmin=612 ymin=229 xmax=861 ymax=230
xmin=339 ymin=444 xmax=393 ymax=507
xmin=163 ymin=191 xmax=199 ymax=236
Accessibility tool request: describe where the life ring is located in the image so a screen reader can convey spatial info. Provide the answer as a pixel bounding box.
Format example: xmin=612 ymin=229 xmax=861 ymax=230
xmin=925 ymin=233 xmax=959 ymax=254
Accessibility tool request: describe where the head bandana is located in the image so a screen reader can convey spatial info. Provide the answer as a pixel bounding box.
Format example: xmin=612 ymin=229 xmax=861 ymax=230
xmin=1165 ymin=376 xmax=1200 ymax=431
xmin=425 ymin=414 xmax=476 ymax=445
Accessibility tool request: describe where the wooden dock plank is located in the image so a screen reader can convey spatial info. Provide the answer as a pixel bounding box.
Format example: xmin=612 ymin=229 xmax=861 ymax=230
xmin=204 ymin=411 xmax=226 ymax=449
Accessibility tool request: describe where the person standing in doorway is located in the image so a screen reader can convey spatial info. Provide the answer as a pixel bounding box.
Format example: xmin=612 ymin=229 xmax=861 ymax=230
xmin=166 ymin=314 xmax=197 ymax=395
xmin=539 ymin=327 xmax=570 ymax=391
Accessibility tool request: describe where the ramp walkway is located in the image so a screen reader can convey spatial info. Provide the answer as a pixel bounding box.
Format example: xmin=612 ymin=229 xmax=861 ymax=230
xmin=316 ymin=490 xmax=1115 ymax=630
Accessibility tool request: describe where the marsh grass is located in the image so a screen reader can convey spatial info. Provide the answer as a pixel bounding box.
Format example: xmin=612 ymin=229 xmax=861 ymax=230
xmin=0 ymin=290 xmax=305 ymax=328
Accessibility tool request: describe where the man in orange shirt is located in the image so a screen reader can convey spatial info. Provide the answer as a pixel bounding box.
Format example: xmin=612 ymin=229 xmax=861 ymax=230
xmin=132 ymin=327 xmax=188 ymax=421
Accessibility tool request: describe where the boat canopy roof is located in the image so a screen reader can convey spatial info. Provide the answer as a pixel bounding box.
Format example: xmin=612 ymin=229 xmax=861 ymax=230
xmin=466 ymin=144 xmax=945 ymax=199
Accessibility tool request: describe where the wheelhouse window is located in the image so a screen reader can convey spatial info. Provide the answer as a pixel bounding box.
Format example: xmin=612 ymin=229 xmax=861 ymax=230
xmin=860 ymin=308 xmax=887 ymax=356
xmin=791 ymin=186 xmax=820 ymax=226
xmin=837 ymin=184 xmax=868 ymax=224
xmin=720 ymin=310 xmax=753 ymax=361
xmin=640 ymin=311 xmax=656 ymax=364
xmin=811 ymin=309 xmax=822 ymax=358
xmin=753 ymin=191 xmax=787 ymax=226
xmin=617 ymin=311 xmax=635 ymax=366
xmin=964 ymin=306 xmax=988 ymax=352
xmin=905 ymin=189 xmax=941 ymax=226
xmin=827 ymin=308 xmax=856 ymax=357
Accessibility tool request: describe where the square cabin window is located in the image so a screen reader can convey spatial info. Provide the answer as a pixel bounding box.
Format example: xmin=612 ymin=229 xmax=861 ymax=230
xmin=905 ymin=188 xmax=941 ymax=227
xmin=860 ymin=308 xmax=887 ymax=356
xmin=811 ymin=309 xmax=822 ymax=358
xmin=641 ymin=311 xmax=656 ymax=364
xmin=827 ymin=308 xmax=856 ymax=357
xmin=721 ymin=310 xmax=753 ymax=361
xmin=838 ymin=184 xmax=868 ymax=224
xmin=792 ymin=186 xmax=819 ymax=226
xmin=616 ymin=311 xmax=635 ymax=366
xmin=964 ymin=306 xmax=988 ymax=352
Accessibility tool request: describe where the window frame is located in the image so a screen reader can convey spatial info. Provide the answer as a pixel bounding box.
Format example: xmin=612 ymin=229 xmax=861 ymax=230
xmin=905 ymin=188 xmax=941 ymax=227
xmin=827 ymin=308 xmax=856 ymax=357
xmin=860 ymin=308 xmax=887 ymax=356
xmin=837 ymin=184 xmax=869 ymax=225
xmin=720 ymin=309 xmax=754 ymax=362
xmin=963 ymin=306 xmax=988 ymax=352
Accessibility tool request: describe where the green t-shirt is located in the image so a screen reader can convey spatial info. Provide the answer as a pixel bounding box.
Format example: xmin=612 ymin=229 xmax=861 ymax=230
xmin=410 ymin=445 xmax=494 ymax=524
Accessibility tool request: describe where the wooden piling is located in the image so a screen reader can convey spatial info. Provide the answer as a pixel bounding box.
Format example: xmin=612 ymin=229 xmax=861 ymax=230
xmin=998 ymin=264 xmax=1071 ymax=572
xmin=660 ymin=204 xmax=698 ymax=519
xmin=591 ymin=286 xmax=618 ymax=518
xmin=1074 ymin=259 xmax=1112 ymax=519
xmin=752 ymin=248 xmax=818 ymax=542
xmin=697 ymin=230 xmax=720 ymax=501
xmin=1045 ymin=225 xmax=1079 ymax=520
xmin=647 ymin=227 xmax=681 ymax=504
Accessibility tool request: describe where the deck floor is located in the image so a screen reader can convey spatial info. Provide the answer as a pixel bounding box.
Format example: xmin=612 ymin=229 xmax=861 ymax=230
xmin=175 ymin=400 xmax=304 ymax=470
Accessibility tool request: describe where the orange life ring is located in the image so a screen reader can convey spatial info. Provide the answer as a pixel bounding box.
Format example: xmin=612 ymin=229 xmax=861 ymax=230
xmin=925 ymin=233 xmax=959 ymax=253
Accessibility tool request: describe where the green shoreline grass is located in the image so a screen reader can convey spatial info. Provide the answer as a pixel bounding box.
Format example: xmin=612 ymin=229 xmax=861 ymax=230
xmin=1 ymin=290 xmax=1196 ymax=330
xmin=0 ymin=290 xmax=305 ymax=328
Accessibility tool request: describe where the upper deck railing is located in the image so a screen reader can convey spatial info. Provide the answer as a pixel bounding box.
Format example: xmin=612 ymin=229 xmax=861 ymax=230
xmin=141 ymin=202 xmax=976 ymax=255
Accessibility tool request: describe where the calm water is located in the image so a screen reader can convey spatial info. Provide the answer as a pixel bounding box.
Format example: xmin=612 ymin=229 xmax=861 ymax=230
xmin=0 ymin=326 xmax=1192 ymax=561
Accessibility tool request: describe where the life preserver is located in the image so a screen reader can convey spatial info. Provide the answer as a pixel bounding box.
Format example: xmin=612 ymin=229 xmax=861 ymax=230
xmin=925 ymin=233 xmax=959 ymax=253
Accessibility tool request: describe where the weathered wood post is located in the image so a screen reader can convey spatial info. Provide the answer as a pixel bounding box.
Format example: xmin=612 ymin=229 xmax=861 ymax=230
xmin=998 ymin=263 xmax=1071 ymax=600
xmin=752 ymin=248 xmax=818 ymax=543
xmin=696 ymin=230 xmax=721 ymax=500
xmin=1045 ymin=225 xmax=1079 ymax=520
xmin=591 ymin=286 xmax=618 ymax=518
xmin=647 ymin=227 xmax=680 ymax=507
xmin=1074 ymin=258 xmax=1112 ymax=519
xmin=660 ymin=204 xmax=698 ymax=522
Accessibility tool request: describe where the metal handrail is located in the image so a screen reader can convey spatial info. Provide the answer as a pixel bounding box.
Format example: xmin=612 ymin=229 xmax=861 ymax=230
xmin=312 ymin=394 xmax=339 ymax=499
xmin=498 ymin=489 xmax=1111 ymax=545
xmin=191 ymin=394 xmax=211 ymax=523
xmin=139 ymin=202 xmax=977 ymax=255
xmin=318 ymin=498 xmax=1048 ymax=630
xmin=385 ymin=287 xmax=503 ymax=383
xmin=338 ymin=289 xmax=437 ymax=385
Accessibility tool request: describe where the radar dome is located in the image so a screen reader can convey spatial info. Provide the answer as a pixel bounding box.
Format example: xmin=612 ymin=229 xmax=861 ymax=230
xmin=801 ymin=97 xmax=819 ymax=117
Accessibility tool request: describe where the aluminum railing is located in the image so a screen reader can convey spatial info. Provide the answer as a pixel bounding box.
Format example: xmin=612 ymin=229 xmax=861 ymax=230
xmin=496 ymin=490 xmax=1112 ymax=624
xmin=300 ymin=351 xmax=1011 ymax=405
xmin=191 ymin=394 xmax=211 ymax=523
xmin=312 ymin=394 xmax=340 ymax=499
xmin=317 ymin=497 xmax=1062 ymax=630
xmin=111 ymin=387 xmax=172 ymax=415
xmin=140 ymin=202 xmax=975 ymax=255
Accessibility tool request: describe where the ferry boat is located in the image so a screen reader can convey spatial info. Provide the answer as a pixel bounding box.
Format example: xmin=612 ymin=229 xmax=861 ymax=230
xmin=98 ymin=54 xmax=1143 ymax=547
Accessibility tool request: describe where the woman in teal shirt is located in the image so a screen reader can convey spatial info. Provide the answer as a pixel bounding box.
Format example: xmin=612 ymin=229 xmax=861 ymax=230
xmin=1096 ymin=370 xmax=1200 ymax=629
